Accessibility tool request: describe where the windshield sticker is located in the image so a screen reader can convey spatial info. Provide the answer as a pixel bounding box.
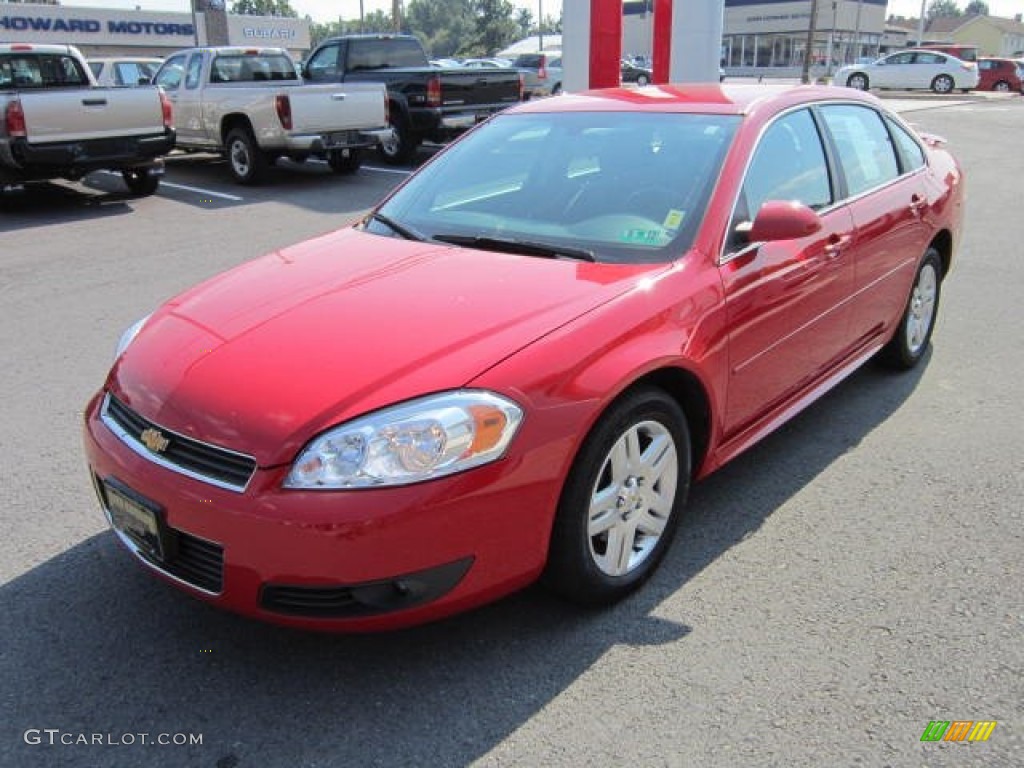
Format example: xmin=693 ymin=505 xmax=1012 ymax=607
xmin=621 ymin=228 xmax=669 ymax=246
xmin=663 ymin=209 xmax=685 ymax=231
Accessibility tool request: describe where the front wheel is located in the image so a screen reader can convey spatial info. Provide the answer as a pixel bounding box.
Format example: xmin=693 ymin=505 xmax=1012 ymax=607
xmin=931 ymin=74 xmax=954 ymax=94
xmin=327 ymin=148 xmax=362 ymax=174
xmin=994 ymin=80 xmax=1010 ymax=92
xmin=225 ymin=127 xmax=267 ymax=184
xmin=846 ymin=73 xmax=869 ymax=90
xmin=880 ymin=248 xmax=942 ymax=369
xmin=544 ymin=387 xmax=691 ymax=606
xmin=636 ymin=74 xmax=649 ymax=86
xmin=121 ymin=167 xmax=159 ymax=196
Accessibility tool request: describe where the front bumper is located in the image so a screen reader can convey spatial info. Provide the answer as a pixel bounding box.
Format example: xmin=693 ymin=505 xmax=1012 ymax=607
xmin=82 ymin=391 xmax=555 ymax=632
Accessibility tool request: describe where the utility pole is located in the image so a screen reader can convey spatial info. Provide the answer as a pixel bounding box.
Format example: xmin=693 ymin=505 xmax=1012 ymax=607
xmin=802 ymin=0 xmax=820 ymax=83
xmin=916 ymin=0 xmax=927 ymax=45
xmin=539 ymin=0 xmax=544 ymax=51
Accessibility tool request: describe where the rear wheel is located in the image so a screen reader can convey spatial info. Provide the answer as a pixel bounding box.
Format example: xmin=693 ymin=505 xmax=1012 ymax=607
xmin=931 ymin=74 xmax=954 ymax=94
xmin=226 ymin=127 xmax=267 ymax=184
xmin=544 ymin=387 xmax=691 ymax=606
xmin=636 ymin=74 xmax=649 ymax=86
xmin=880 ymin=248 xmax=942 ymax=369
xmin=377 ymin=116 xmax=417 ymax=165
xmin=327 ymin=148 xmax=362 ymax=174
xmin=994 ymin=80 xmax=1010 ymax=92
xmin=846 ymin=73 xmax=869 ymax=90
xmin=121 ymin=167 xmax=159 ymax=196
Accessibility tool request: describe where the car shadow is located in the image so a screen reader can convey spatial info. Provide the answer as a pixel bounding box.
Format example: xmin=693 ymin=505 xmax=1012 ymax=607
xmin=0 ymin=181 xmax=139 ymax=233
xmin=0 ymin=358 xmax=926 ymax=768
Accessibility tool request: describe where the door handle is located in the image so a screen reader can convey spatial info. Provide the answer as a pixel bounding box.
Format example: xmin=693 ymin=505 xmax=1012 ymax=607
xmin=81 ymin=98 xmax=107 ymax=106
xmin=910 ymin=194 xmax=927 ymax=216
xmin=823 ymin=233 xmax=851 ymax=259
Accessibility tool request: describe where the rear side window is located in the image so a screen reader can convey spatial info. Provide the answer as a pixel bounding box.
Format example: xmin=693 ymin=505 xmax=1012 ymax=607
xmin=210 ymin=54 xmax=298 ymax=82
xmin=820 ymin=104 xmax=900 ymax=197
xmin=884 ymin=116 xmax=926 ymax=173
xmin=0 ymin=54 xmax=89 ymax=88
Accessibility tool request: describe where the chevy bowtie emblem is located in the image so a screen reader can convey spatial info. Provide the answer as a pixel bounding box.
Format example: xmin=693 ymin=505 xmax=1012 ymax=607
xmin=140 ymin=427 xmax=170 ymax=453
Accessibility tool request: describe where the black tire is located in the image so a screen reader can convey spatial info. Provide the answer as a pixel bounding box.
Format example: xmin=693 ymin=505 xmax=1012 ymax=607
xmin=994 ymin=80 xmax=1010 ymax=92
xmin=327 ymin=148 xmax=362 ymax=174
xmin=931 ymin=74 xmax=954 ymax=94
xmin=636 ymin=74 xmax=649 ymax=86
xmin=551 ymin=82 xmax=563 ymax=96
xmin=225 ymin=127 xmax=267 ymax=184
xmin=543 ymin=387 xmax=691 ymax=606
xmin=880 ymin=248 xmax=942 ymax=369
xmin=846 ymin=73 xmax=869 ymax=90
xmin=377 ymin=115 xmax=416 ymax=165
xmin=121 ymin=167 xmax=159 ymax=196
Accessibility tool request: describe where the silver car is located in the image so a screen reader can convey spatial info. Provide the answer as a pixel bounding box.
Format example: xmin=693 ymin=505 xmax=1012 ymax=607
xmin=513 ymin=51 xmax=563 ymax=98
xmin=834 ymin=49 xmax=979 ymax=94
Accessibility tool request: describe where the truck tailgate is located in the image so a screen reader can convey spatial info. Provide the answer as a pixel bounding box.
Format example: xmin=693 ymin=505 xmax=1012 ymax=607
xmin=288 ymin=82 xmax=386 ymax=133
xmin=20 ymin=87 xmax=164 ymax=143
xmin=439 ymin=70 xmax=521 ymax=108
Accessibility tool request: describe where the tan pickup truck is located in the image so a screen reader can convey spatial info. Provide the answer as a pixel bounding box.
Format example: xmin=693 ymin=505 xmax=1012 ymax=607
xmin=154 ymin=47 xmax=390 ymax=183
xmin=1 ymin=43 xmax=174 ymax=195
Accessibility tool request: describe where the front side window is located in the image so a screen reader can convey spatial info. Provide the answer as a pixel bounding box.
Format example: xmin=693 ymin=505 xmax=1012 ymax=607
xmin=741 ymin=108 xmax=832 ymax=216
xmin=820 ymin=104 xmax=900 ymax=197
xmin=154 ymin=54 xmax=187 ymax=91
xmin=373 ymin=112 xmax=740 ymax=263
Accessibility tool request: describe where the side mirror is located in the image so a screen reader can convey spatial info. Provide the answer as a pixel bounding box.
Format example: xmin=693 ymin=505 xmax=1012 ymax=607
xmin=747 ymin=200 xmax=822 ymax=243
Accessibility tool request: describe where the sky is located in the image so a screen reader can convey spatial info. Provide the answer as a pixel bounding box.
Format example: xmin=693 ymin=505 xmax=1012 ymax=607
xmin=49 ymin=0 xmax=1024 ymax=25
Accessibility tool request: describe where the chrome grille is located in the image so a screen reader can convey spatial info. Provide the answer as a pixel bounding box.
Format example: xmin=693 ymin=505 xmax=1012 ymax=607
xmin=101 ymin=394 xmax=257 ymax=492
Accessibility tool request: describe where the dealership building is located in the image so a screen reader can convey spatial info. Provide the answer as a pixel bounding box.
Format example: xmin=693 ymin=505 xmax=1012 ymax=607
xmin=623 ymin=0 xmax=888 ymax=77
xmin=4 ymin=0 xmax=886 ymax=76
xmin=0 ymin=1 xmax=310 ymax=57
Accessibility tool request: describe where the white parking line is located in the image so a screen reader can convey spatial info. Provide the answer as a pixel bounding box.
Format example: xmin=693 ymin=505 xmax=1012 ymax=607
xmin=157 ymin=181 xmax=244 ymax=201
xmin=305 ymin=158 xmax=412 ymax=176
xmin=97 ymin=170 xmax=244 ymax=201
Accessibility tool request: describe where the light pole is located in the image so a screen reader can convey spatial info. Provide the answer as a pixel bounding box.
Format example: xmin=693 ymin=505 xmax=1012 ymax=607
xmin=802 ymin=0 xmax=820 ymax=83
xmin=539 ymin=0 xmax=544 ymax=52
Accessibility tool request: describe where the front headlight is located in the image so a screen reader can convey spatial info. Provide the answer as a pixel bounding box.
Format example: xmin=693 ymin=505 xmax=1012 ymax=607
xmin=114 ymin=314 xmax=151 ymax=361
xmin=284 ymin=390 xmax=524 ymax=489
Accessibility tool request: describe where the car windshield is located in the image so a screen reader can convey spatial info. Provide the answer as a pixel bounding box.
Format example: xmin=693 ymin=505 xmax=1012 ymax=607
xmin=371 ymin=111 xmax=740 ymax=263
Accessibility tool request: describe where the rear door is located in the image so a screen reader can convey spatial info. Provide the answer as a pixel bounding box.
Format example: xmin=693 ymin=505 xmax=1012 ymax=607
xmin=817 ymin=104 xmax=932 ymax=348
xmin=720 ymin=107 xmax=856 ymax=437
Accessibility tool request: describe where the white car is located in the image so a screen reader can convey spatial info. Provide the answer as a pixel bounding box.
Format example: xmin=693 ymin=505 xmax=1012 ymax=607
xmin=834 ymin=49 xmax=979 ymax=94
xmin=88 ymin=58 xmax=163 ymax=87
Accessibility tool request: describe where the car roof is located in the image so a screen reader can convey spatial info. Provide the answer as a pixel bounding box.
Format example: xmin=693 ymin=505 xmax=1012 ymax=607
xmin=509 ymin=83 xmax=883 ymax=117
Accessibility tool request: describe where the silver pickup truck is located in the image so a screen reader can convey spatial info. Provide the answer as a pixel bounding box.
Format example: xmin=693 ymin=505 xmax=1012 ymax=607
xmin=1 ymin=43 xmax=174 ymax=195
xmin=154 ymin=47 xmax=390 ymax=184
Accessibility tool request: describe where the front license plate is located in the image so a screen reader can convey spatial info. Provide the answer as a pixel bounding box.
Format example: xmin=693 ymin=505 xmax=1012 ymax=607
xmin=102 ymin=479 xmax=165 ymax=561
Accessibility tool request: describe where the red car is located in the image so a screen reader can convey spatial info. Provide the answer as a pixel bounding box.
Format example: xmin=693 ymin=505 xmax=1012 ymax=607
xmin=83 ymin=84 xmax=964 ymax=631
xmin=976 ymin=56 xmax=1024 ymax=92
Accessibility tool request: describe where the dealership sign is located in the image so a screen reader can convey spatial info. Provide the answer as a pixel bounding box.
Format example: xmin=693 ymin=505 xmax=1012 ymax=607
xmin=0 ymin=4 xmax=310 ymax=48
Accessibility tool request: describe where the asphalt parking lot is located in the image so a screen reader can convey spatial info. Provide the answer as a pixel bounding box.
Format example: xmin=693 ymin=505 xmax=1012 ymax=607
xmin=1 ymin=92 xmax=1021 ymax=767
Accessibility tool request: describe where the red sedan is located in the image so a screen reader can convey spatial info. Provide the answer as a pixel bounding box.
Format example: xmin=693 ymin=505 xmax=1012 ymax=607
xmin=83 ymin=84 xmax=964 ymax=631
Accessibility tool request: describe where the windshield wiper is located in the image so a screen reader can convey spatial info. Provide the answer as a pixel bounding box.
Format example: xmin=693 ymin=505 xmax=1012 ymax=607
xmin=367 ymin=212 xmax=426 ymax=242
xmin=433 ymin=234 xmax=595 ymax=262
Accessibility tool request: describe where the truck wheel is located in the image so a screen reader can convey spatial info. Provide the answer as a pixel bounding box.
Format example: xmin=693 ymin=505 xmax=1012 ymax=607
xmin=377 ymin=117 xmax=416 ymax=165
xmin=226 ymin=127 xmax=267 ymax=184
xmin=122 ymin=168 xmax=160 ymax=196
xmin=328 ymin=148 xmax=362 ymax=174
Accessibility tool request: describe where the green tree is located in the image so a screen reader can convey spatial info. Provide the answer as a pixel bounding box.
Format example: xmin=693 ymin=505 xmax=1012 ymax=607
xmin=964 ymin=0 xmax=989 ymax=14
xmin=407 ymin=0 xmax=475 ymax=57
xmin=468 ymin=0 xmax=520 ymax=56
xmin=926 ymin=0 xmax=962 ymax=21
xmin=231 ymin=0 xmax=298 ymax=17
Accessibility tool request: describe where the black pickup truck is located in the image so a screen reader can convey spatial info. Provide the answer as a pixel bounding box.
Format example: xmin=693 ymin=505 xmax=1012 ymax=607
xmin=302 ymin=35 xmax=523 ymax=164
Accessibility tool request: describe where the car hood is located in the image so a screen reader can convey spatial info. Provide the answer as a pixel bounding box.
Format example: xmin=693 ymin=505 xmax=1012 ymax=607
xmin=108 ymin=227 xmax=662 ymax=467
